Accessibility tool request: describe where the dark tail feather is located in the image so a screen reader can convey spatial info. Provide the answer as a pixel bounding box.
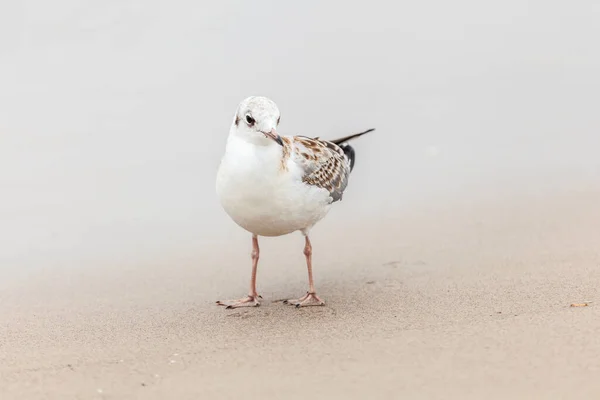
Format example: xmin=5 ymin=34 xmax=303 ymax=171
xmin=330 ymin=128 xmax=375 ymax=146
xmin=331 ymin=128 xmax=374 ymax=172
xmin=339 ymin=143 xmax=357 ymax=171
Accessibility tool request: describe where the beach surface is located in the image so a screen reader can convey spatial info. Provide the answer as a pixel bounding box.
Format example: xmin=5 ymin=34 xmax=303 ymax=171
xmin=2 ymin=181 xmax=600 ymax=399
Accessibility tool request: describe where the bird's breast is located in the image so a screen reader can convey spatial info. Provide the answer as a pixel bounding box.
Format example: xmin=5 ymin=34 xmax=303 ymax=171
xmin=216 ymin=138 xmax=331 ymax=236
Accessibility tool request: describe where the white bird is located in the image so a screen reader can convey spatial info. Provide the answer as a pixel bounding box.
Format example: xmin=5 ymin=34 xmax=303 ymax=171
xmin=216 ymin=96 xmax=373 ymax=308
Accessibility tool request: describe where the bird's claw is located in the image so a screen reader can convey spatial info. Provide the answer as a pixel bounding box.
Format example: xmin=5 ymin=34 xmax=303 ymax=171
xmin=284 ymin=292 xmax=325 ymax=307
xmin=216 ymin=295 xmax=261 ymax=309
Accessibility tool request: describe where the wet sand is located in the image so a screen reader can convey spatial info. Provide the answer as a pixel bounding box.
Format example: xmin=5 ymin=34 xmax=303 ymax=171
xmin=2 ymin=183 xmax=599 ymax=399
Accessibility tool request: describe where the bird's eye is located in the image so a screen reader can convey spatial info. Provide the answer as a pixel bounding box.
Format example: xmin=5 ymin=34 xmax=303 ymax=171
xmin=277 ymin=116 xmax=281 ymax=125
xmin=245 ymin=115 xmax=255 ymax=126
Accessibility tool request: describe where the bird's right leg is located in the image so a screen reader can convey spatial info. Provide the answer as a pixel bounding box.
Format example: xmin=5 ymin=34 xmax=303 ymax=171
xmin=216 ymin=235 xmax=261 ymax=309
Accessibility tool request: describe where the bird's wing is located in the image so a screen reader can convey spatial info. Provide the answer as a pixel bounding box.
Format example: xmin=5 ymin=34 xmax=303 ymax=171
xmin=290 ymin=136 xmax=351 ymax=202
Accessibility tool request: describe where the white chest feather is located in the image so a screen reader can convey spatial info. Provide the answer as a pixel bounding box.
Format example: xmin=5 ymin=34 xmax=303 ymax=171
xmin=216 ymin=136 xmax=332 ymax=236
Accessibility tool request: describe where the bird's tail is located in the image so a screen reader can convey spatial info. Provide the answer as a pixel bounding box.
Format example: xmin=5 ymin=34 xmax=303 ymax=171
xmin=331 ymin=128 xmax=374 ymax=172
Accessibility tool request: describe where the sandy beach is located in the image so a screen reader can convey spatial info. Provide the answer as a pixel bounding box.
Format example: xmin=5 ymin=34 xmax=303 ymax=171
xmin=2 ymin=181 xmax=599 ymax=399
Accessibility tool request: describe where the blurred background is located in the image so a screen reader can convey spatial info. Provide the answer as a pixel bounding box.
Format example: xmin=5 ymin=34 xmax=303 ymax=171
xmin=1 ymin=0 xmax=599 ymax=276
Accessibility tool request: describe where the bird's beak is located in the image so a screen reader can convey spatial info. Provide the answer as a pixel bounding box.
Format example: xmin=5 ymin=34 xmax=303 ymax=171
xmin=263 ymin=128 xmax=283 ymax=146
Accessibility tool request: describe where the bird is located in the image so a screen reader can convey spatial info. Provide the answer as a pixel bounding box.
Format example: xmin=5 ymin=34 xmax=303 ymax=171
xmin=215 ymin=96 xmax=374 ymax=308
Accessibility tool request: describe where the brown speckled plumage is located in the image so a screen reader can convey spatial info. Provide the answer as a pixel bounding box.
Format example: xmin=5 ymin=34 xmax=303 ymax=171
xmin=288 ymin=136 xmax=352 ymax=202
xmin=279 ymin=136 xmax=292 ymax=171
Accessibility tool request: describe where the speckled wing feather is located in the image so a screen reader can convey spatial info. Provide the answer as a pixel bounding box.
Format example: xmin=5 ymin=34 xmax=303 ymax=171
xmin=291 ymin=136 xmax=351 ymax=202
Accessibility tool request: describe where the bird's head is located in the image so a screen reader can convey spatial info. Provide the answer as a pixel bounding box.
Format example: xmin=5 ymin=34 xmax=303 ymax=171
xmin=230 ymin=96 xmax=283 ymax=146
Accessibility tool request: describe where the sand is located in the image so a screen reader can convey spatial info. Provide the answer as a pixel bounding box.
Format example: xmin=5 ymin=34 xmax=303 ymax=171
xmin=2 ymin=183 xmax=599 ymax=400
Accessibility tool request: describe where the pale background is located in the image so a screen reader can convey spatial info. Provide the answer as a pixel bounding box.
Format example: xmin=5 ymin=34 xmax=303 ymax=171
xmin=2 ymin=0 xmax=598 ymax=270
xmin=1 ymin=1 xmax=599 ymax=399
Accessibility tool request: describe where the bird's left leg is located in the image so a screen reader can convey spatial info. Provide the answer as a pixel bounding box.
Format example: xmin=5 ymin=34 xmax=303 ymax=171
xmin=284 ymin=235 xmax=325 ymax=307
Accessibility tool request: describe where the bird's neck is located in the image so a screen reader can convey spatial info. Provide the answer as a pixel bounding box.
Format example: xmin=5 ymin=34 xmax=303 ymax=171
xmin=225 ymin=133 xmax=283 ymax=165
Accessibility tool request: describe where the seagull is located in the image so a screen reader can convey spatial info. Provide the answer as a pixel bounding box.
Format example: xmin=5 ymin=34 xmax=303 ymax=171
xmin=215 ymin=96 xmax=374 ymax=308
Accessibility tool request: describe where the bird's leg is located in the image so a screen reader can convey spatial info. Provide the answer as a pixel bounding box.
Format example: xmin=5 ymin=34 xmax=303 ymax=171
xmin=217 ymin=235 xmax=261 ymax=309
xmin=284 ymin=236 xmax=325 ymax=307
